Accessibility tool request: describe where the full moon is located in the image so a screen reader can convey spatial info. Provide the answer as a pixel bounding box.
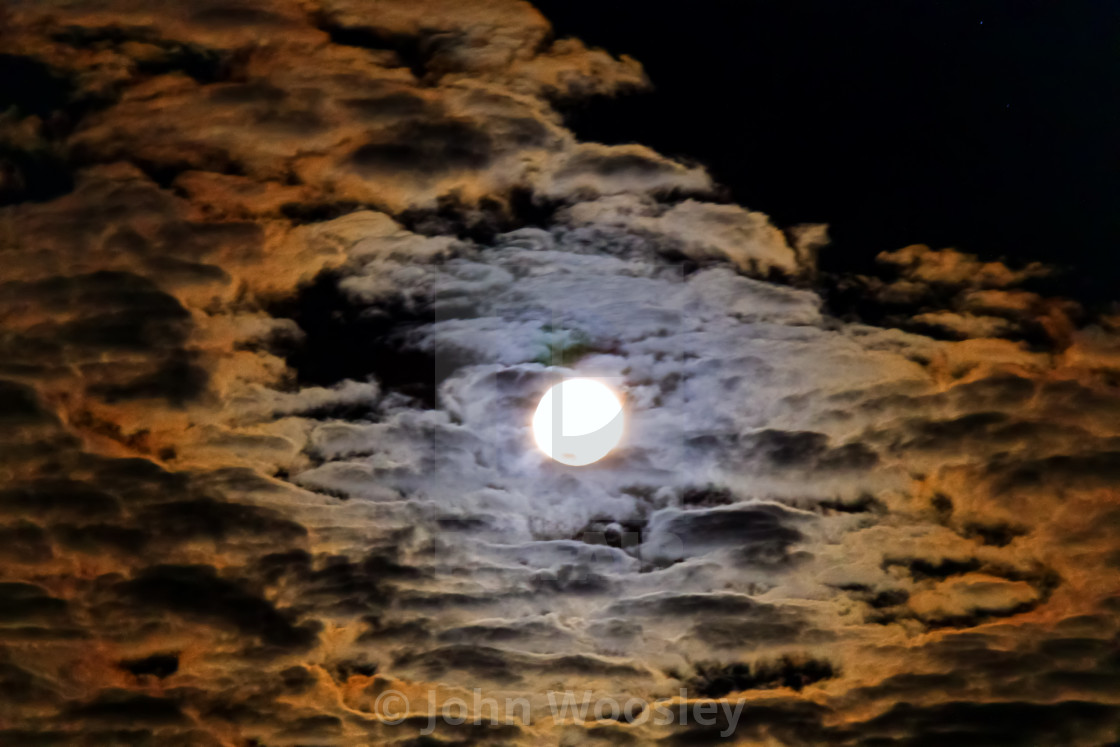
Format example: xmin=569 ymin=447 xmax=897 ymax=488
xmin=532 ymin=378 xmax=625 ymax=466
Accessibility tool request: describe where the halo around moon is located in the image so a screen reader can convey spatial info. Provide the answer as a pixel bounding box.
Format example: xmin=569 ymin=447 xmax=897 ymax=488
xmin=532 ymin=378 xmax=625 ymax=466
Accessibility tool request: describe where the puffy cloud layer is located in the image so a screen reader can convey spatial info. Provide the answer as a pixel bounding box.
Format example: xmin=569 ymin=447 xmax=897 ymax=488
xmin=1 ymin=0 xmax=1120 ymax=745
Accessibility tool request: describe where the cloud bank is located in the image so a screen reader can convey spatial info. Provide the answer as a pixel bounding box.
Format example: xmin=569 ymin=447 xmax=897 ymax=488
xmin=1 ymin=0 xmax=1119 ymax=744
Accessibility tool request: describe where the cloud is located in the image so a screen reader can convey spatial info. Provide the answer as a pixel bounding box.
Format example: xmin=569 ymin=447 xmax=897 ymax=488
xmin=0 ymin=0 xmax=1118 ymax=744
xmin=877 ymin=244 xmax=1051 ymax=288
xmin=563 ymin=193 xmax=801 ymax=276
xmin=832 ymin=243 xmax=1080 ymax=346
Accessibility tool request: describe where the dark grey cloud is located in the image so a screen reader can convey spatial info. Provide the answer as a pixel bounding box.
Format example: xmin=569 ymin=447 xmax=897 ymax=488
xmin=114 ymin=564 xmax=320 ymax=649
xmin=350 ymin=119 xmax=494 ymax=177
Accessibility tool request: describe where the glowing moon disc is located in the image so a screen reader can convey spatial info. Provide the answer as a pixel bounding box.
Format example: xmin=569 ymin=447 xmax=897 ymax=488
xmin=532 ymin=378 xmax=624 ymax=466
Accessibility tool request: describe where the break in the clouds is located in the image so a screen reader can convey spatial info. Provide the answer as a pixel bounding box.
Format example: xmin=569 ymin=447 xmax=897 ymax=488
xmin=1 ymin=0 xmax=1119 ymax=744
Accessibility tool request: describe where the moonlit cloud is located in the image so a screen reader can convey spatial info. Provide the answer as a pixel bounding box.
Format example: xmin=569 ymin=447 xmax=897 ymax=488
xmin=1 ymin=0 xmax=1119 ymax=744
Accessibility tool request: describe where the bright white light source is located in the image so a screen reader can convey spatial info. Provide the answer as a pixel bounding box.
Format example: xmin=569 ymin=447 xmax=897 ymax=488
xmin=532 ymin=378 xmax=624 ymax=466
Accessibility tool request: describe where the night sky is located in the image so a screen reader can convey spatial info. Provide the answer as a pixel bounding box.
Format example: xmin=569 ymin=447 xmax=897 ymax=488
xmin=539 ymin=0 xmax=1120 ymax=303
xmin=2 ymin=1 xmax=1120 ymax=745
